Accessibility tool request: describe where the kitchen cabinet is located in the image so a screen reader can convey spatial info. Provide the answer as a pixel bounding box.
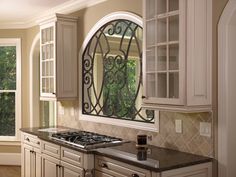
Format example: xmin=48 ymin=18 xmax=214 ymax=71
xmin=42 ymin=154 xmax=60 ymax=177
xmin=41 ymin=141 xmax=84 ymax=177
xmin=39 ymin=14 xmax=78 ymax=101
xmin=95 ymin=155 xmax=212 ymax=177
xmin=95 ymin=155 xmax=152 ymax=177
xmin=143 ymin=0 xmax=212 ymax=112
xmin=21 ymin=133 xmax=41 ymax=177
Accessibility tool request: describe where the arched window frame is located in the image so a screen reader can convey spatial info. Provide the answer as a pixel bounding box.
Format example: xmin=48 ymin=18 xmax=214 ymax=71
xmin=79 ymin=11 xmax=159 ymax=132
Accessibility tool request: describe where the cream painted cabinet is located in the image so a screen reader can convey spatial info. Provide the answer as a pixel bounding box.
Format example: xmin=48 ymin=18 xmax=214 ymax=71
xmin=143 ymin=0 xmax=212 ymax=112
xmin=41 ymin=141 xmax=84 ymax=177
xmin=39 ymin=14 xmax=78 ymax=101
xmin=21 ymin=134 xmax=42 ymax=177
xmin=95 ymin=155 xmax=152 ymax=177
xmin=42 ymin=154 xmax=60 ymax=177
xmin=160 ymin=162 xmax=212 ymax=177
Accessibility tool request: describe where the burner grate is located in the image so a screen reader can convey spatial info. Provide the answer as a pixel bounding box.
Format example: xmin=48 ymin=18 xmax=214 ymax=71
xmin=50 ymin=131 xmax=125 ymax=149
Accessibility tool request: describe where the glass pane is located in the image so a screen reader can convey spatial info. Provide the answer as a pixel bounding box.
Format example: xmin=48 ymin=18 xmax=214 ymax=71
xmin=146 ymin=74 xmax=156 ymax=97
xmin=46 ymin=45 xmax=50 ymax=59
xmin=146 ymin=0 xmax=156 ymax=19
xmin=157 ymin=73 xmax=167 ymax=98
xmin=169 ymin=0 xmax=179 ymax=12
xmin=157 ymin=46 xmax=167 ymax=71
xmin=169 ymin=15 xmax=179 ymax=41
xmin=40 ymin=101 xmax=55 ymax=127
xmin=169 ymin=44 xmax=179 ymax=70
xmin=0 ymin=92 xmax=15 ymax=136
xmin=42 ymin=46 xmax=46 ymax=60
xmin=42 ymin=78 xmax=46 ymax=93
xmin=156 ymin=0 xmax=167 ymax=15
xmin=46 ymin=78 xmax=50 ymax=93
xmin=46 ymin=28 xmax=50 ymax=42
xmin=42 ymin=62 xmax=45 ymax=76
xmin=49 ymin=78 xmax=54 ymax=93
xmin=0 ymin=46 xmax=16 ymax=90
xmin=42 ymin=29 xmax=46 ymax=44
xmin=157 ymin=18 xmax=167 ymax=43
xmin=169 ymin=72 xmax=179 ymax=98
xmin=146 ymin=47 xmax=155 ymax=72
xmin=146 ymin=20 xmax=155 ymax=46
xmin=50 ymin=27 xmax=54 ymax=41
xmin=50 ymin=44 xmax=54 ymax=58
xmin=49 ymin=61 xmax=54 ymax=76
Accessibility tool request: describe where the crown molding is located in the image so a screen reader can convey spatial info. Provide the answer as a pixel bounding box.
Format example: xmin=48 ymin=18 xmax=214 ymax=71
xmin=0 ymin=0 xmax=107 ymax=29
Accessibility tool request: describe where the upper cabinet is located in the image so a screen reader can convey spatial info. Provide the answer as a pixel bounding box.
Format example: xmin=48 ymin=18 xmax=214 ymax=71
xmin=39 ymin=14 xmax=78 ymax=101
xmin=143 ymin=0 xmax=212 ymax=112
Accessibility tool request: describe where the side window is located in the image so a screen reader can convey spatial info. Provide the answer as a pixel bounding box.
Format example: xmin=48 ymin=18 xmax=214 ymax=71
xmin=0 ymin=38 xmax=21 ymax=140
xmin=81 ymin=16 xmax=155 ymax=124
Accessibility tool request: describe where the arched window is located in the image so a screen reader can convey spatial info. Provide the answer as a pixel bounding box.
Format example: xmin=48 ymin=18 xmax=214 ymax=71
xmin=80 ymin=12 xmax=159 ymax=131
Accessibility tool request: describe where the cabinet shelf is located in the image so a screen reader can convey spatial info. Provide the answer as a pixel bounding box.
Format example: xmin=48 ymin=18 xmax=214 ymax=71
xmin=41 ymin=41 xmax=54 ymax=46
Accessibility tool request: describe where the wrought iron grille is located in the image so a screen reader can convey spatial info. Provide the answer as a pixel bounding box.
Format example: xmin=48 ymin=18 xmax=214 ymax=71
xmin=82 ymin=19 xmax=154 ymax=123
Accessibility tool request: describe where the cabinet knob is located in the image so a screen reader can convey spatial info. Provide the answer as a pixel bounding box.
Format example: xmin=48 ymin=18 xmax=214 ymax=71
xmin=37 ymin=141 xmax=40 ymax=145
xmin=52 ymin=92 xmax=56 ymax=95
xmin=26 ymin=138 xmax=30 ymax=142
xmin=131 ymin=174 xmax=139 ymax=177
xmin=100 ymin=163 xmax=108 ymax=168
xmin=142 ymin=96 xmax=146 ymax=99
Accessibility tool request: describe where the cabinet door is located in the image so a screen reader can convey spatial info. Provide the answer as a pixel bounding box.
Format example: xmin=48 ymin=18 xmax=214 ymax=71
xmin=40 ymin=23 xmax=56 ymax=99
xmin=22 ymin=144 xmax=33 ymax=177
xmin=143 ymin=0 xmax=186 ymax=105
xmin=186 ymin=0 xmax=212 ymax=106
xmin=61 ymin=161 xmax=83 ymax=177
xmin=35 ymin=149 xmax=42 ymax=177
xmin=42 ymin=154 xmax=60 ymax=177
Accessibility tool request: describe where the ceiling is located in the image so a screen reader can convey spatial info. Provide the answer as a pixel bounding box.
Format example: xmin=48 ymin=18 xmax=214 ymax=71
xmin=0 ymin=0 xmax=106 ymax=29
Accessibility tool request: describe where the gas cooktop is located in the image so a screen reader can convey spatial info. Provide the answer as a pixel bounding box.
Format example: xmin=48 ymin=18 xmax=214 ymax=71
xmin=50 ymin=131 xmax=127 ymax=149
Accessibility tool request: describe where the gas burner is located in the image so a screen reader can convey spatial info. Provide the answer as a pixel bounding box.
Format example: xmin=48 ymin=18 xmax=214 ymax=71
xmin=50 ymin=131 xmax=126 ymax=149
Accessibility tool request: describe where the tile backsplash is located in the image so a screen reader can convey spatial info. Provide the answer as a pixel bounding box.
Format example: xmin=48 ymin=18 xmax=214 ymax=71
xmin=57 ymin=101 xmax=213 ymax=157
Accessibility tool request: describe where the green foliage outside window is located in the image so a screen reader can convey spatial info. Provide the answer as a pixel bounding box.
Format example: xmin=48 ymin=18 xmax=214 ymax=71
xmin=103 ymin=58 xmax=137 ymax=118
xmin=0 ymin=46 xmax=16 ymax=136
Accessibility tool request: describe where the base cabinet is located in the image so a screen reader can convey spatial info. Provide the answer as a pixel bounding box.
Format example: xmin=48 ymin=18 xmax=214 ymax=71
xmin=21 ymin=135 xmax=42 ymax=177
xmin=42 ymin=154 xmax=60 ymax=177
xmin=21 ymin=132 xmax=212 ymax=177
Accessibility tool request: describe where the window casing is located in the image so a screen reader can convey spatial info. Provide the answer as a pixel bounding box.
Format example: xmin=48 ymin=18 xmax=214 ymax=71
xmin=79 ymin=12 xmax=159 ymax=132
xmin=0 ymin=38 xmax=21 ymax=141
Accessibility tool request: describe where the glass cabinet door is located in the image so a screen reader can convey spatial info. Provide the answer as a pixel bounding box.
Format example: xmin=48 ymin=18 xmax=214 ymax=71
xmin=40 ymin=25 xmax=56 ymax=98
xmin=144 ymin=0 xmax=184 ymax=105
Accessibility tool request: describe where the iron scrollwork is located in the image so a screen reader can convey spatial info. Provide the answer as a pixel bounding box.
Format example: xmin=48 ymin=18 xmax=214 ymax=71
xmin=82 ymin=19 xmax=154 ymax=123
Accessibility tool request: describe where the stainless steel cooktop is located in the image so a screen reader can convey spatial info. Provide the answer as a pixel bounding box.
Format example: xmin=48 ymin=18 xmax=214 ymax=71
xmin=50 ymin=131 xmax=126 ymax=149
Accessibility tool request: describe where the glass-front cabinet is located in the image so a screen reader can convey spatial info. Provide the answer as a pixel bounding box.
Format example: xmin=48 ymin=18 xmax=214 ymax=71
xmin=143 ymin=0 xmax=212 ymax=111
xmin=39 ymin=14 xmax=78 ymax=101
xmin=144 ymin=0 xmax=185 ymax=105
xmin=40 ymin=25 xmax=55 ymax=98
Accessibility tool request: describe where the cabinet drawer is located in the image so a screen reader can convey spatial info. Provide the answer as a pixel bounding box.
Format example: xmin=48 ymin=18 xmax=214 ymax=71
xmin=95 ymin=156 xmax=151 ymax=177
xmin=41 ymin=140 xmax=60 ymax=158
xmin=95 ymin=170 xmax=114 ymax=177
xmin=22 ymin=133 xmax=41 ymax=149
xmin=61 ymin=147 xmax=83 ymax=167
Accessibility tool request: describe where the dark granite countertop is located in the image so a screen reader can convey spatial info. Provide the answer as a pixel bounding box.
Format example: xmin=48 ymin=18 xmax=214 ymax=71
xmin=20 ymin=127 xmax=212 ymax=172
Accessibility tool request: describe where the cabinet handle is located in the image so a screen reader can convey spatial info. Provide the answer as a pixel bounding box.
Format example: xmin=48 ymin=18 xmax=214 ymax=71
xmin=131 ymin=174 xmax=139 ymax=177
xmin=100 ymin=163 xmax=108 ymax=168
xmin=26 ymin=137 xmax=30 ymax=142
